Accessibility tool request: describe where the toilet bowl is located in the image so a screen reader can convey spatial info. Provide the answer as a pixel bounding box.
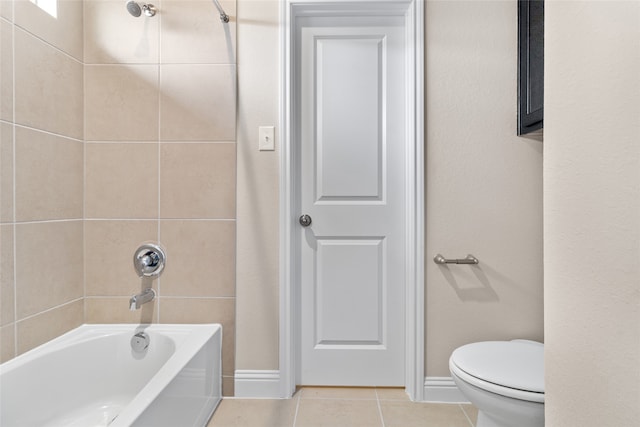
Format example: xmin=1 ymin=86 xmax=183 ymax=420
xmin=449 ymin=340 xmax=544 ymax=427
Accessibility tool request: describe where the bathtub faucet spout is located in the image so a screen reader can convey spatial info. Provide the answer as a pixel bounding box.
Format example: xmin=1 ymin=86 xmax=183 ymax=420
xmin=129 ymin=288 xmax=156 ymax=311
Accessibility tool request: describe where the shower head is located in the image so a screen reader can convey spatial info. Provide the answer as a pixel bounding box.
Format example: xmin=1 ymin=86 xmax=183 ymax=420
xmin=126 ymin=1 xmax=156 ymax=17
xmin=126 ymin=0 xmax=141 ymax=17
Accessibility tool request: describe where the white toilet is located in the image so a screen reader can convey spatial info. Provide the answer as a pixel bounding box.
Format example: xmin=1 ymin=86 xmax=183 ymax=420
xmin=449 ymin=340 xmax=544 ymax=427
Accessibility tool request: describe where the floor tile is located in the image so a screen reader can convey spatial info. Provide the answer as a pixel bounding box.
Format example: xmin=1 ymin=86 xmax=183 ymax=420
xmin=460 ymin=404 xmax=478 ymax=425
xmin=295 ymin=399 xmax=382 ymax=427
xmin=208 ymin=398 xmax=297 ymax=427
xmin=207 ymin=391 xmax=477 ymax=427
xmin=375 ymin=387 xmax=411 ymax=401
xmin=300 ymin=386 xmax=377 ymax=400
xmin=379 ymin=401 xmax=472 ymax=427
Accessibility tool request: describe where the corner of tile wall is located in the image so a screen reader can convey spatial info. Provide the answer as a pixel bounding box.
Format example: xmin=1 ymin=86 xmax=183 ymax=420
xmin=2 ymin=1 xmax=86 ymax=361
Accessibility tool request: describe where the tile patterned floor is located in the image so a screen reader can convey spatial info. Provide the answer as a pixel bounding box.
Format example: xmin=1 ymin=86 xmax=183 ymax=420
xmin=208 ymin=387 xmax=478 ymax=427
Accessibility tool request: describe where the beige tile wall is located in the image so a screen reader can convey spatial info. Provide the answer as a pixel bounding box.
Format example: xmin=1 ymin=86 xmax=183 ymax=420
xmin=0 ymin=0 xmax=85 ymax=362
xmin=2 ymin=1 xmax=237 ymax=394
xmin=83 ymin=0 xmax=237 ymax=396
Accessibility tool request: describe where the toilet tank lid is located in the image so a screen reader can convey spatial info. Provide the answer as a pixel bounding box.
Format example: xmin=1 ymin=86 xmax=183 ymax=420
xmin=450 ymin=340 xmax=544 ymax=393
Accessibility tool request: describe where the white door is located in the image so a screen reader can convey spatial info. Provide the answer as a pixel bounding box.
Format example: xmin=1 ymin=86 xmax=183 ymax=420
xmin=297 ymin=15 xmax=407 ymax=386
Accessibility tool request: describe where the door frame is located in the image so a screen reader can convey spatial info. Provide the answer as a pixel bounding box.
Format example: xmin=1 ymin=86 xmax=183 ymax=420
xmin=279 ymin=0 xmax=425 ymax=401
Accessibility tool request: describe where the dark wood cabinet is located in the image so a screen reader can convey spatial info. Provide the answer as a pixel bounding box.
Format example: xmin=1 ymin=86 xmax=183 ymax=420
xmin=518 ymin=0 xmax=544 ymax=135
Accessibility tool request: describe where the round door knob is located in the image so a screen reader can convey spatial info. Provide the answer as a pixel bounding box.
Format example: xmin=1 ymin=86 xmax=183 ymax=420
xmin=299 ymin=214 xmax=312 ymax=227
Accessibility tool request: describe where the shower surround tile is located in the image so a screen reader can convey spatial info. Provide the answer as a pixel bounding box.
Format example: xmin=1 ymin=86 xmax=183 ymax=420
xmin=159 ymin=143 xmax=236 ymax=219
xmin=0 ymin=122 xmax=13 ymax=222
xmin=2 ymin=0 xmax=86 ymax=366
xmin=15 ymin=127 xmax=83 ymax=221
xmin=0 ymin=0 xmax=13 ymax=21
xmin=159 ymin=64 xmax=236 ymax=141
xmin=159 ymin=297 xmax=235 ymax=377
xmin=84 ymin=0 xmax=159 ymax=64
xmin=0 ymin=323 xmax=15 ymax=362
xmin=85 ymin=143 xmax=159 ymax=218
xmin=84 ymin=220 xmax=159 ymax=296
xmin=16 ymin=299 xmax=83 ymax=355
xmin=80 ymin=0 xmax=238 ymax=395
xmin=160 ymin=0 xmax=236 ymax=64
xmin=85 ymin=65 xmax=159 ymax=141
xmin=0 ymin=19 xmax=13 ymax=122
xmin=14 ymin=0 xmax=83 ymax=61
xmin=85 ymin=296 xmax=158 ymax=324
xmin=159 ymin=220 xmax=235 ymax=297
xmin=15 ymin=221 xmax=83 ymax=319
xmin=14 ymin=27 xmax=83 ymax=139
xmin=0 ymin=224 xmax=15 ymax=326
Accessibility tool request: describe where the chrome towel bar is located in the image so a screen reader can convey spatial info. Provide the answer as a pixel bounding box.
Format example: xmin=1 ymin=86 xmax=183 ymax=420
xmin=433 ymin=254 xmax=479 ymax=265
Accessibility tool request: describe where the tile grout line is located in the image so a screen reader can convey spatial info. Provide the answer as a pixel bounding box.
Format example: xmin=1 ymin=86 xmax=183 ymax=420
xmin=292 ymin=389 xmax=301 ymax=427
xmin=11 ymin=123 xmax=84 ymax=143
xmin=12 ymin=23 xmax=83 ymax=66
xmin=82 ymin=16 xmax=87 ymax=325
xmin=294 ymin=396 xmax=378 ymax=401
xmin=11 ymin=218 xmax=85 ymax=225
xmin=15 ymin=297 xmax=84 ymax=324
xmin=11 ymin=18 xmax=17 ymax=359
xmin=459 ymin=403 xmax=475 ymax=427
xmin=375 ymin=388 xmax=386 ymax=427
xmin=156 ymin=0 xmax=162 ymax=323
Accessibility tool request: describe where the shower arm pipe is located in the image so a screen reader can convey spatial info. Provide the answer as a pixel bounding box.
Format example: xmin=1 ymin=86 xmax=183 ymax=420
xmin=212 ymin=0 xmax=229 ymax=23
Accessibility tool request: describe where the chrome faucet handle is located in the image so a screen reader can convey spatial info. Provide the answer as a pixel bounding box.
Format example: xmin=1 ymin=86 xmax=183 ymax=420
xmin=139 ymin=252 xmax=159 ymax=267
xmin=133 ymin=243 xmax=166 ymax=278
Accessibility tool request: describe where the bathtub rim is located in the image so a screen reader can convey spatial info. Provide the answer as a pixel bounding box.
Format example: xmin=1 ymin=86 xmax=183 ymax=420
xmin=0 ymin=323 xmax=223 ymax=427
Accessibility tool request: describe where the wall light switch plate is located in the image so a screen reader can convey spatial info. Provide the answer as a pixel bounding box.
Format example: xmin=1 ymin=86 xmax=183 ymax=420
xmin=259 ymin=126 xmax=275 ymax=151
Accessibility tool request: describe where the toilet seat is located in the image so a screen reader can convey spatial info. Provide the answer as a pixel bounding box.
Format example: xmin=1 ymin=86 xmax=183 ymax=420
xmin=449 ymin=340 xmax=544 ymax=403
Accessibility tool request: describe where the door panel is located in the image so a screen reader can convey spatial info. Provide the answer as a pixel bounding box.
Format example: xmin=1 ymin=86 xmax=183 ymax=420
xmin=316 ymin=36 xmax=384 ymax=201
xmin=298 ymin=16 xmax=406 ymax=386
xmin=315 ymin=237 xmax=385 ymax=346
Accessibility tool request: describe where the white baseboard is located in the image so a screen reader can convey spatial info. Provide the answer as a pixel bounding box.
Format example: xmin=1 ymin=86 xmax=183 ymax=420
xmin=234 ymin=372 xmax=467 ymax=403
xmin=234 ymin=370 xmax=281 ymax=398
xmin=423 ymin=377 xmax=469 ymax=403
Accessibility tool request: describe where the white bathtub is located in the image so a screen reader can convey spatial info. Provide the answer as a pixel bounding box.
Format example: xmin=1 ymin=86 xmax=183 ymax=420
xmin=0 ymin=323 xmax=222 ymax=427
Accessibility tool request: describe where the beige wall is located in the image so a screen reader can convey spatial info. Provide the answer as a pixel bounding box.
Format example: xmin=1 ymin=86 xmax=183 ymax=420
xmin=235 ymin=0 xmax=281 ymax=371
xmin=544 ymin=1 xmax=640 ymax=425
xmin=234 ymin=1 xmax=544 ymax=380
xmin=1 ymin=0 xmax=85 ymax=361
xmin=424 ymin=0 xmax=543 ymax=376
xmin=82 ymin=0 xmax=238 ymax=396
